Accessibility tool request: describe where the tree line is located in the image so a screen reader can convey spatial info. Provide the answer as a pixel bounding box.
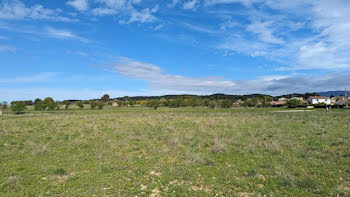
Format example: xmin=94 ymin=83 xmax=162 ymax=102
xmin=1 ymin=93 xmax=319 ymax=114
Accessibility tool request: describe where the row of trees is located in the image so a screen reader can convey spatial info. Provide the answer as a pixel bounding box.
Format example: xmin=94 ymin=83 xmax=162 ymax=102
xmin=1 ymin=94 xmax=308 ymax=114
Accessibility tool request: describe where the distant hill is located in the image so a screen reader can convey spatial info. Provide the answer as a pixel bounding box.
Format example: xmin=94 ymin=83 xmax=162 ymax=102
xmin=317 ymin=91 xmax=349 ymax=97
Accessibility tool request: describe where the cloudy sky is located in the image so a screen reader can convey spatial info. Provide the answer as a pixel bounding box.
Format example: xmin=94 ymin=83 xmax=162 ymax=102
xmin=1 ymin=0 xmax=350 ymax=101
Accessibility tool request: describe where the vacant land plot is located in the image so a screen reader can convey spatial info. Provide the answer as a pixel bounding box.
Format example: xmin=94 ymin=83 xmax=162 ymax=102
xmin=0 ymin=107 xmax=349 ymax=196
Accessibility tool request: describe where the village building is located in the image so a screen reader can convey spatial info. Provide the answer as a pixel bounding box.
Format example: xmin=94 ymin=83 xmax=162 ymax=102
xmin=278 ymin=97 xmax=288 ymax=101
xmin=307 ymin=96 xmax=331 ymax=105
xmin=272 ymin=100 xmax=287 ymax=107
xmin=290 ymin=97 xmax=304 ymax=101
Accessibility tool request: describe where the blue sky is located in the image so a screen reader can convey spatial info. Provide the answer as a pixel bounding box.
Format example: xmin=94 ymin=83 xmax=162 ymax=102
xmin=0 ymin=0 xmax=350 ymax=101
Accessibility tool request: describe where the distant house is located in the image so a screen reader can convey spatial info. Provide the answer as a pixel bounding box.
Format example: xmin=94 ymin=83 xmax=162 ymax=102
xmin=290 ymin=97 xmax=303 ymax=101
xmin=272 ymin=100 xmax=287 ymax=107
xmin=335 ymin=99 xmax=350 ymax=106
xmin=278 ymin=97 xmax=288 ymax=101
xmin=307 ymin=96 xmax=331 ymax=105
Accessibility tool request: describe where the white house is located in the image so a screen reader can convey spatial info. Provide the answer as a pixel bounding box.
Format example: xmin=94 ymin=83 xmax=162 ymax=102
xmin=307 ymin=96 xmax=331 ymax=105
xmin=289 ymin=97 xmax=304 ymax=101
xmin=278 ymin=97 xmax=288 ymax=101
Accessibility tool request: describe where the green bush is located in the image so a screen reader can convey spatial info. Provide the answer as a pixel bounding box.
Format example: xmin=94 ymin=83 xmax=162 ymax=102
xmin=147 ymin=100 xmax=160 ymax=110
xmin=97 ymin=102 xmax=104 ymax=110
xmin=11 ymin=102 xmax=26 ymax=114
xmin=287 ymin=99 xmax=301 ymax=108
xmin=90 ymin=101 xmax=98 ymax=109
xmin=35 ymin=102 xmax=47 ymax=110
xmin=2 ymin=101 xmax=8 ymax=109
xmin=62 ymin=100 xmax=71 ymax=109
xmin=314 ymin=103 xmax=326 ymax=108
xmin=77 ymin=102 xmax=84 ymax=109
xmin=47 ymin=102 xmax=57 ymax=110
xmin=220 ymin=99 xmax=233 ymax=108
xmin=209 ymin=101 xmax=216 ymax=109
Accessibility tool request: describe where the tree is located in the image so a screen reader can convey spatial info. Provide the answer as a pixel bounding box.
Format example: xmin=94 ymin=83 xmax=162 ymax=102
xmin=129 ymin=99 xmax=136 ymax=107
xmin=11 ymin=102 xmax=26 ymax=114
xmin=90 ymin=101 xmax=98 ymax=109
xmin=97 ymin=102 xmax=104 ymax=110
xmin=209 ymin=101 xmax=216 ymax=109
xmin=190 ymin=98 xmax=201 ymax=107
xmin=147 ymin=100 xmax=160 ymax=110
xmin=47 ymin=102 xmax=57 ymax=110
xmin=35 ymin=101 xmax=47 ymax=110
xmin=2 ymin=102 xmax=7 ymax=109
xmin=62 ymin=100 xmax=71 ymax=109
xmin=34 ymin=98 xmax=42 ymax=105
xmin=43 ymin=97 xmax=55 ymax=105
xmin=203 ymin=99 xmax=210 ymax=107
xmin=242 ymin=100 xmax=252 ymax=107
xmin=101 ymin=94 xmax=110 ymax=102
xmin=123 ymin=96 xmax=129 ymax=102
xmin=220 ymin=99 xmax=233 ymax=108
xmin=287 ymin=99 xmax=301 ymax=108
xmin=77 ymin=101 xmax=84 ymax=109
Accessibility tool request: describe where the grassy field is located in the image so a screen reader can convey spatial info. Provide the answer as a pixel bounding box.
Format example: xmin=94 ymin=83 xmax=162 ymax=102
xmin=0 ymin=107 xmax=349 ymax=196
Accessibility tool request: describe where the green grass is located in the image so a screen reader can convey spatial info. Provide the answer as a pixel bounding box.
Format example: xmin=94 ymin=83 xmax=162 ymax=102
xmin=0 ymin=107 xmax=349 ymax=196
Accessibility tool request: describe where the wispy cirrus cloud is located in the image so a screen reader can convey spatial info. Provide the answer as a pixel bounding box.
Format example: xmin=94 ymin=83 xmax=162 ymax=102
xmin=0 ymin=45 xmax=17 ymax=52
xmin=46 ymin=27 xmax=89 ymax=42
xmin=0 ymin=0 xmax=75 ymax=22
xmin=0 ymin=72 xmax=58 ymax=83
xmin=202 ymin=0 xmax=350 ymax=70
xmin=205 ymin=0 xmax=261 ymax=7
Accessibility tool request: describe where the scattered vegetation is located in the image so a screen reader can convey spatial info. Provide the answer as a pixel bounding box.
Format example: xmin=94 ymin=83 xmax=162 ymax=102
xmin=90 ymin=101 xmax=98 ymax=109
xmin=77 ymin=101 xmax=84 ymax=109
xmin=0 ymin=107 xmax=349 ymax=196
xmin=10 ymin=102 xmax=26 ymax=114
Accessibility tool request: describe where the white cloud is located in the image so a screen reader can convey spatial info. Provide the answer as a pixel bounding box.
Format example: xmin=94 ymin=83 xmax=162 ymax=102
xmin=0 ymin=0 xmax=74 ymax=22
xmin=168 ymin=0 xmax=179 ymax=7
xmin=183 ymin=0 xmax=198 ymax=10
xmin=113 ymin=57 xmax=236 ymax=93
xmin=111 ymin=58 xmax=350 ymax=95
xmin=154 ymin=24 xmax=163 ymax=31
xmin=181 ymin=22 xmax=220 ymax=34
xmin=205 ymin=0 xmax=261 ymax=7
xmin=246 ymin=21 xmax=284 ymax=44
xmin=211 ymin=0 xmax=350 ymax=70
xmin=67 ymin=0 xmax=89 ymax=11
xmin=91 ymin=7 xmax=117 ymax=15
xmin=125 ymin=6 xmax=158 ymax=24
xmin=91 ymin=0 xmax=158 ymax=24
xmin=46 ymin=27 xmax=88 ymax=42
xmin=0 ymin=45 xmax=17 ymax=52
